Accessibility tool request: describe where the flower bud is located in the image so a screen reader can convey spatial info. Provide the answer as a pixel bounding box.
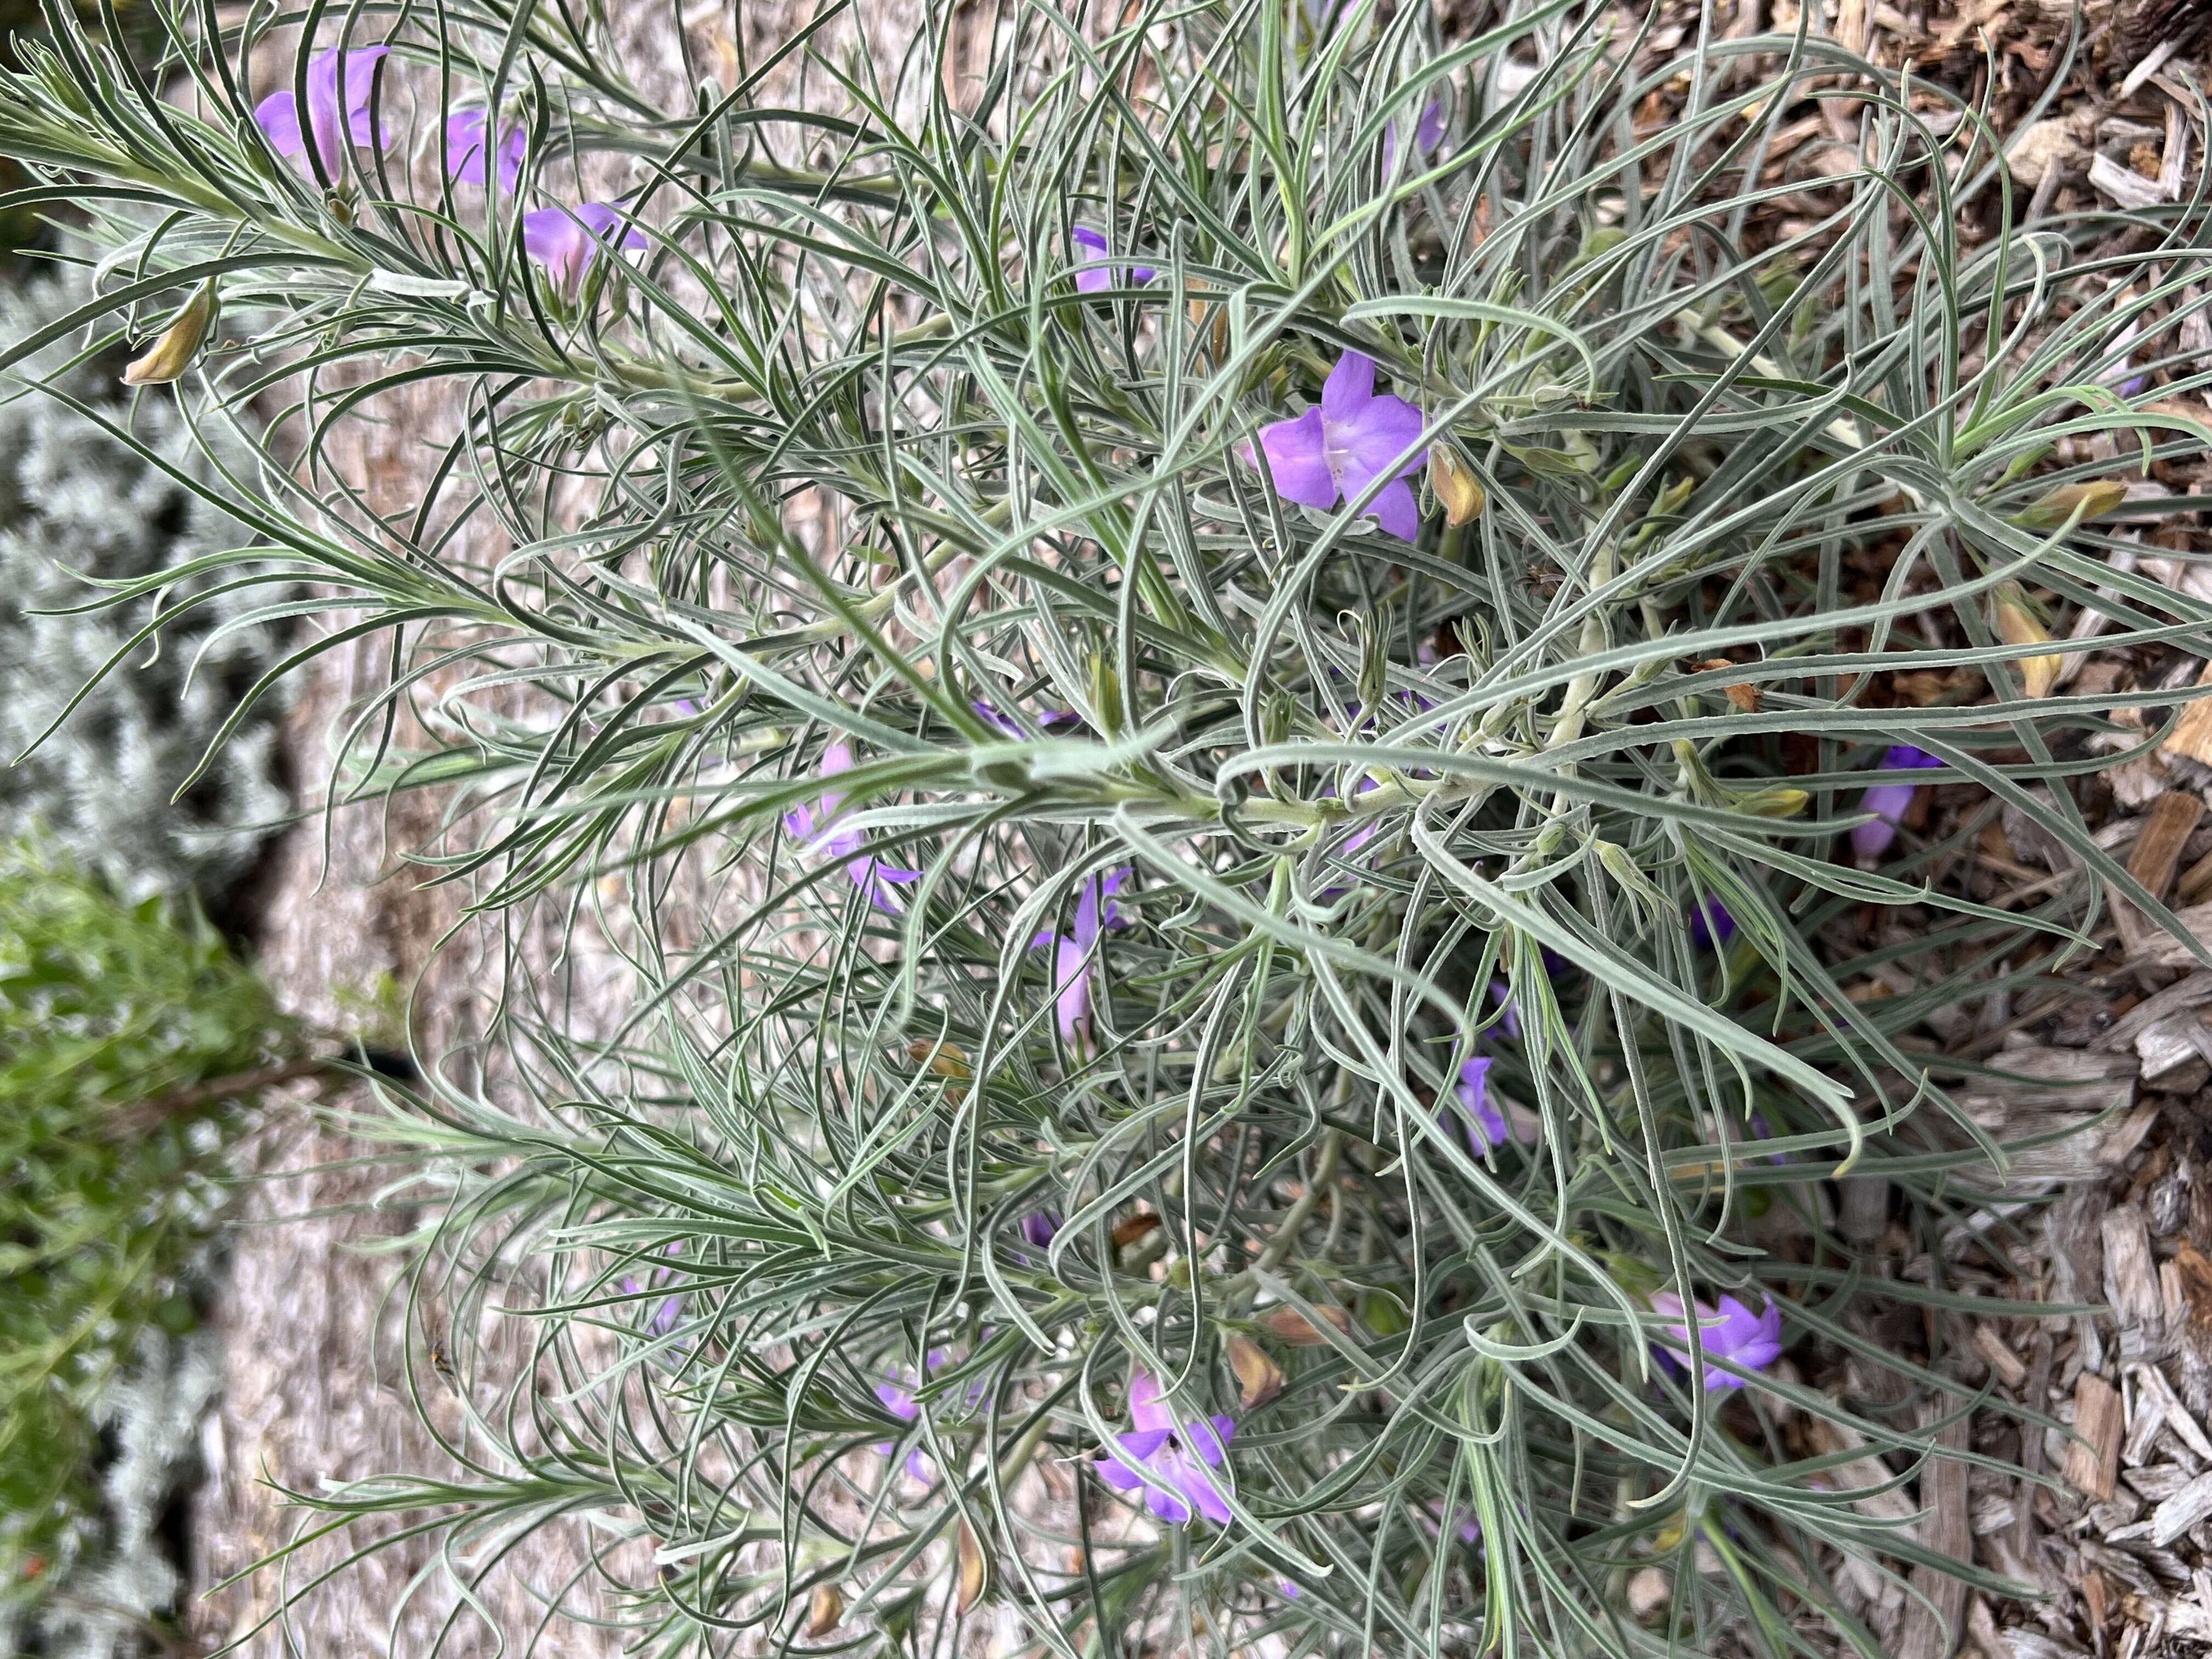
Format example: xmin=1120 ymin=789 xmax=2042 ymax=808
xmin=2013 ymin=478 xmax=2127 ymax=529
xmin=1225 ymin=1333 xmax=1284 ymax=1409
xmin=956 ymin=1522 xmax=986 ymax=1613
xmin=1429 ymin=447 xmax=1486 ymax=527
xmin=1991 ymin=580 xmax=2062 ymax=698
xmin=121 ymin=281 xmax=216 ymax=386
xmin=1259 ymin=1303 xmax=1352 ymax=1345
xmin=804 ymin=1584 xmax=843 ymax=1638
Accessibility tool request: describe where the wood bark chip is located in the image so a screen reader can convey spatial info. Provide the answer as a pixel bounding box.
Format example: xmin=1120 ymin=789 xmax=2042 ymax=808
xmin=2104 ymin=1204 xmax=2165 ymax=1357
xmin=2154 ymin=1469 xmax=2212 ymax=1545
xmin=2067 ymin=1373 xmax=2124 ymax=1502
xmin=2130 ymin=791 xmax=2205 ymax=903
xmin=1898 ymin=1394 xmax=1972 ymax=1659
xmin=2134 ymin=1361 xmax=2212 ymax=1460
xmin=1973 ymin=1321 xmax=2029 ymax=1388
xmin=2163 ymin=661 xmax=2212 ymax=768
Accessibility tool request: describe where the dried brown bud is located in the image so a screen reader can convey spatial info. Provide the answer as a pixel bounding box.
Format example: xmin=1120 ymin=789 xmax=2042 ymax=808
xmin=1225 ymin=1333 xmax=1284 ymax=1408
xmin=1259 ymin=1304 xmax=1352 ymax=1345
xmin=956 ymin=1522 xmax=986 ymax=1613
xmin=1110 ymin=1211 xmax=1163 ymax=1248
xmin=906 ymin=1039 xmax=971 ymax=1080
xmin=804 ymin=1583 xmax=843 ymax=1638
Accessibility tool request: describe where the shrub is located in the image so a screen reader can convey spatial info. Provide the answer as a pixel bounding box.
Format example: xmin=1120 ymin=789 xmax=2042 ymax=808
xmin=0 ymin=832 xmax=294 ymax=1654
xmin=0 ymin=1 xmax=2206 ymax=1655
xmin=0 ymin=257 xmax=290 ymax=905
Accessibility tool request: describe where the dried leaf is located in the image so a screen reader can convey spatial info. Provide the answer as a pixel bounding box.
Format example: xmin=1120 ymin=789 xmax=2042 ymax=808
xmin=804 ymin=1584 xmax=843 ymax=1639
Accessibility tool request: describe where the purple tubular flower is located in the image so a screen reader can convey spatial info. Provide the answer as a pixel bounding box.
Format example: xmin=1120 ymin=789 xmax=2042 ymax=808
xmin=1021 ymin=1210 xmax=1060 ymax=1249
xmin=1070 ymin=225 xmax=1156 ymax=294
xmin=618 ymin=1242 xmax=684 ymax=1336
xmin=1250 ymin=350 xmax=1428 ymax=540
xmin=1382 ymin=98 xmax=1448 ymax=172
xmin=974 ymin=698 xmax=1084 ymax=737
xmin=1029 ymin=868 xmax=1131 ymax=1042
xmin=445 ymin=108 xmax=526 ymax=192
xmin=1487 ymin=978 xmax=1520 ymax=1040
xmin=1650 ymin=1292 xmax=1784 ymax=1392
xmin=1094 ymin=1371 xmax=1237 ymax=1525
xmin=522 ymin=202 xmax=648 ymax=297
xmin=1689 ymin=898 xmax=1735 ymax=949
xmin=875 ymin=1347 xmax=949 ymax=1482
xmin=255 ymin=46 xmax=389 ymax=175
xmin=1446 ymin=1055 xmax=1507 ymax=1154
xmin=1850 ymin=744 xmax=1940 ymax=865
xmin=782 ymin=741 xmax=922 ymax=912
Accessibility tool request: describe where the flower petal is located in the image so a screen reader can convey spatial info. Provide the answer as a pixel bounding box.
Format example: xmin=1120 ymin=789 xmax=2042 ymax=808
xmin=1256 ymin=409 xmax=1335 ymax=510
xmin=1321 ymin=350 xmax=1376 ymax=425
xmin=1171 ymin=1453 xmax=1233 ymax=1523
xmin=1127 ymin=1372 xmax=1171 ymax=1435
xmin=1328 ymin=392 xmax=1426 ymax=499
xmin=254 ymin=89 xmax=304 ymax=155
xmin=1362 ymin=476 xmax=1422 ymax=541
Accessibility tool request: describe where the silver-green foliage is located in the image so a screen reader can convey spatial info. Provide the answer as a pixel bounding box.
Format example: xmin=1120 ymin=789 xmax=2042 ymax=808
xmin=0 ymin=1 xmax=2208 ymax=1656
xmin=0 ymin=259 xmax=286 ymax=902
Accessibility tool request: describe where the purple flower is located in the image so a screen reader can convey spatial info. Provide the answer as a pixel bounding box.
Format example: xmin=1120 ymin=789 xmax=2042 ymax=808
xmin=1850 ymin=744 xmax=1940 ymax=865
xmin=619 ymin=1243 xmax=683 ymax=1336
xmin=1689 ymin=897 xmax=1735 ymax=949
xmin=876 ymin=1347 xmax=949 ymax=1482
xmin=1094 ymin=1371 xmax=1237 ymax=1525
xmin=1029 ymin=868 xmax=1132 ymax=1043
xmin=445 ymin=108 xmax=526 ymax=192
xmin=1446 ymin=1055 xmax=1506 ymax=1154
xmin=1747 ymin=1113 xmax=1787 ymax=1166
xmin=522 ymin=202 xmax=647 ymax=297
xmin=1487 ymin=978 xmax=1520 ymax=1040
xmin=1021 ymin=1210 xmax=1060 ymax=1249
xmin=1318 ymin=775 xmax=1385 ymax=899
xmin=783 ymin=741 xmax=922 ymax=912
xmin=1421 ymin=1503 xmax=1482 ymax=1545
xmin=1069 ymin=225 xmax=1156 ymax=294
xmin=1650 ymin=1292 xmax=1784 ymax=1392
xmin=1381 ymin=98 xmax=1448 ymax=172
xmin=1249 ymin=350 xmax=1427 ymax=540
xmin=255 ymin=45 xmax=389 ymax=175
xmin=973 ymin=699 xmax=1083 ymax=738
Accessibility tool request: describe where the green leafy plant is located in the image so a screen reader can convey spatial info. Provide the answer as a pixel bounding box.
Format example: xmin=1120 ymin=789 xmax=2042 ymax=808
xmin=0 ymin=0 xmax=2206 ymax=1655
xmin=0 ymin=831 xmax=294 ymax=1650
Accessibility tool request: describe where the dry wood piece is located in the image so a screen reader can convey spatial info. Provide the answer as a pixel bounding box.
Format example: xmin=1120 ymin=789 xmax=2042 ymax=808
xmin=2153 ymin=1469 xmax=2212 ymax=1546
xmin=1898 ymin=1396 xmax=1972 ymax=1659
xmin=1974 ymin=1322 xmax=2029 ymax=1388
xmin=2067 ymin=1373 xmax=2125 ymax=1502
xmin=2129 ymin=791 xmax=2207 ymax=903
xmin=2136 ymin=1361 xmax=2212 ymax=1460
xmin=2164 ymin=661 xmax=2212 ymax=768
xmin=2104 ymin=1206 xmax=2165 ymax=1360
